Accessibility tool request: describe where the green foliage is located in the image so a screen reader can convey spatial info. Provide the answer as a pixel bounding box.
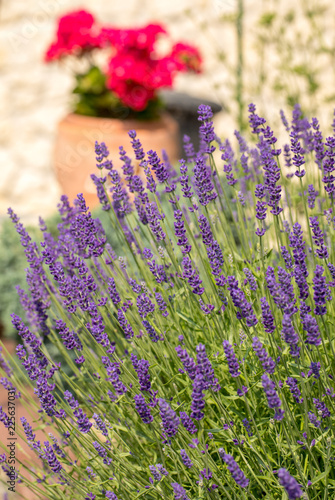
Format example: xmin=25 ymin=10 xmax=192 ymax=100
xmin=0 ymin=219 xmax=28 ymax=338
xmin=73 ymin=65 xmax=164 ymax=120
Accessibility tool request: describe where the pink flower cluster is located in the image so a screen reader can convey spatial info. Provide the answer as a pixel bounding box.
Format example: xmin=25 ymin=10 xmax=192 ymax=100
xmin=45 ymin=10 xmax=202 ymax=112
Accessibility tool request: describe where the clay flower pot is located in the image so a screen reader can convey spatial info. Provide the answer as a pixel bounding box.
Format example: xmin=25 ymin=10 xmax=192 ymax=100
xmin=53 ymin=112 xmax=180 ymax=208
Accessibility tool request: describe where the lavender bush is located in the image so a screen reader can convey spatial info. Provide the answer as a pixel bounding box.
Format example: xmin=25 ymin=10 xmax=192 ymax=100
xmin=1 ymin=103 xmax=335 ymax=499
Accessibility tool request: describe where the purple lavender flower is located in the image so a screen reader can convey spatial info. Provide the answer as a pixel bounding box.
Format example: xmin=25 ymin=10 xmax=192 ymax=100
xmin=108 ymin=277 xmax=121 ymax=305
xmin=85 ymin=494 xmax=95 ymax=500
xmin=199 ymin=298 xmax=215 ymax=315
xmin=242 ymin=418 xmax=252 ymax=436
xmin=64 ymin=390 xmax=79 ymax=409
xmin=142 ymin=320 xmax=160 ymax=342
xmin=103 ymin=358 xmax=127 ymax=397
xmin=313 ymin=265 xmax=329 ymax=315
xmin=147 ymin=150 xmax=168 ymax=183
xmin=252 ymin=337 xmax=276 ymax=374
xmin=136 ymin=293 xmax=155 ymax=319
xmin=181 ymin=256 xmax=204 ymax=295
xmin=302 ymin=314 xmax=321 ymax=346
xmin=134 ymin=394 xmax=153 ymax=424
xmin=175 ymin=346 xmax=197 ymax=380
xmin=308 ymin=411 xmax=321 ymax=428
xmin=93 ymin=413 xmax=108 ymax=437
xmin=196 ymin=343 xmax=220 ymax=391
xmin=179 ymin=160 xmax=194 ymax=199
xmin=117 ymin=309 xmax=134 ymax=339
xmin=222 ymin=340 xmax=240 ymax=378
xmin=277 ymin=469 xmax=303 ymax=499
xmin=174 ymin=210 xmax=191 ymax=254
xmin=237 ymin=386 xmax=248 ymax=397
xmin=156 ymin=464 xmax=168 ymax=476
xmin=91 ymin=174 xmax=111 ymax=211
xmin=119 ymin=145 xmax=134 ymax=186
xmin=289 ymin=223 xmax=309 ymax=300
xmin=42 ymin=441 xmax=62 ymax=473
xmin=310 ymin=217 xmax=328 ymax=259
xmin=193 ymin=154 xmax=217 ymax=206
xmin=308 ymin=361 xmax=321 ymax=379
xmin=159 ymin=399 xmax=179 ymax=437
xmin=255 ymin=184 xmax=266 ymax=198
xmin=280 ymin=110 xmax=290 ymax=132
xmin=243 ymin=268 xmax=257 ymax=291
xmin=73 ymin=408 xmax=92 ymax=433
xmin=131 ymin=354 xmax=151 ymax=392
xmin=290 ymin=129 xmax=306 ymax=177
xmin=198 ymin=104 xmax=216 ymax=154
xmin=105 ymin=492 xmax=118 ymax=500
xmin=183 ymin=135 xmax=196 ymax=163
xmin=257 ymin=136 xmax=283 ymax=215
xmin=261 ymin=373 xmax=284 ymax=421
xmin=219 ymin=449 xmax=249 ymax=488
xmin=190 ymin=373 xmax=206 ymax=420
xmin=322 ymin=137 xmax=335 ymax=200
xmin=280 ymin=246 xmax=293 ymax=269
xmin=281 ymin=314 xmax=300 ymax=358
xmin=199 ymin=468 xmax=212 ymax=481
xmin=171 ymin=482 xmax=190 ymax=500
xmin=283 ymin=144 xmax=293 ymax=175
xmin=286 ymin=378 xmax=303 ymax=404
xmin=128 ymin=130 xmax=145 ymax=161
xmin=260 ymin=297 xmax=276 ymax=333
xmin=221 ymin=139 xmax=238 ymax=186
xmin=311 ymin=117 xmax=325 ymax=169
xmin=146 ymin=202 xmax=166 ymax=241
xmin=313 ymin=398 xmax=330 ymax=419
xmin=21 ymin=417 xmax=36 ymax=443
xmin=155 ymin=292 xmax=169 ymax=317
xmin=55 ymin=320 xmax=82 ymax=352
xmin=149 ymin=465 xmax=162 ymax=481
xmin=255 ymin=200 xmax=267 ymax=221
xmin=142 ymin=161 xmax=156 ymax=193
xmin=180 ymin=449 xmax=193 ymax=468
xmin=95 ymin=141 xmax=109 ymax=164
xmin=93 ymin=441 xmax=112 ymax=465
xmin=179 ymin=411 xmax=197 ymax=434
xmin=307 ymin=184 xmax=319 ymax=209
xmin=249 ymin=103 xmax=266 ymax=134
xmin=227 ymin=276 xmax=258 ymax=327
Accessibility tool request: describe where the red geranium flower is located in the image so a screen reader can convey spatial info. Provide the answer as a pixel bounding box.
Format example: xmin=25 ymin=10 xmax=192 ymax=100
xmin=45 ymin=14 xmax=202 ymax=114
xmin=101 ymin=23 xmax=166 ymax=54
xmin=45 ymin=9 xmax=103 ymax=61
xmin=170 ymin=43 xmax=203 ymax=73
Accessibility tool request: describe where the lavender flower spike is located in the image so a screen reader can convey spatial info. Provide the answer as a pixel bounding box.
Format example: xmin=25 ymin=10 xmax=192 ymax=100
xmin=190 ymin=373 xmax=206 ymax=420
xmin=171 ymin=482 xmax=190 ymax=500
xmin=252 ymin=337 xmax=276 ymax=374
xmin=219 ymin=449 xmax=249 ymax=488
xmin=222 ymin=340 xmax=241 ymax=377
xmin=159 ymin=399 xmax=180 ymax=437
xmin=277 ymin=469 xmax=303 ymax=499
xmin=261 ymin=373 xmax=284 ymax=421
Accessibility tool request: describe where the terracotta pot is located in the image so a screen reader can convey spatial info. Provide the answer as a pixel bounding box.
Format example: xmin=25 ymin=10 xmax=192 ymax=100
xmin=53 ymin=112 xmax=180 ymax=208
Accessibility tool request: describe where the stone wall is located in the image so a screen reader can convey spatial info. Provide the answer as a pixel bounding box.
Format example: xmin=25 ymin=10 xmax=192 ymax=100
xmin=1 ymin=0 xmax=335 ymax=223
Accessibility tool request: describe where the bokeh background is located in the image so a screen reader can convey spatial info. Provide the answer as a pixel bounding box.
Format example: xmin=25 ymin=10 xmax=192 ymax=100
xmin=2 ymin=0 xmax=335 ymax=223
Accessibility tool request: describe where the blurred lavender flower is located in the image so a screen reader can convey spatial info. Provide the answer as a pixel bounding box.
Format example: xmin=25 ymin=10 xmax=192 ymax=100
xmin=261 ymin=374 xmax=285 ymax=421
xmin=277 ymin=468 xmax=303 ymax=499
xmin=219 ymin=449 xmax=249 ymax=488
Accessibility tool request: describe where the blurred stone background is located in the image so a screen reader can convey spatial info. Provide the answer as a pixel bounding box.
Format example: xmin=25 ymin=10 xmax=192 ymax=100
xmin=1 ymin=0 xmax=335 ymax=223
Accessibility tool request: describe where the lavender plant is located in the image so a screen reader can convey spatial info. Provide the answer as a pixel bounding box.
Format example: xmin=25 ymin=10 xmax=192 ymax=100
xmin=1 ymin=103 xmax=335 ymax=499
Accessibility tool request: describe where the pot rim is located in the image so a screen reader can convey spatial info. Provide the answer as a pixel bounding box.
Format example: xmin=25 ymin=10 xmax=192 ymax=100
xmin=60 ymin=111 xmax=176 ymax=131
